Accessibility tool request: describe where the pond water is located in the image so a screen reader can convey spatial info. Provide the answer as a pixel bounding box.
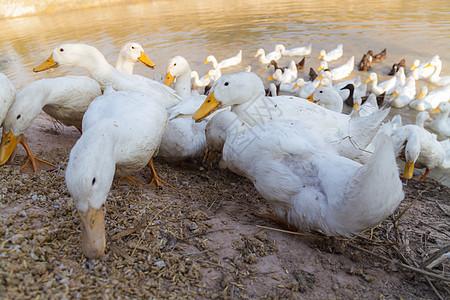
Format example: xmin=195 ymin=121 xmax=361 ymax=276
xmin=0 ymin=0 xmax=449 ymax=185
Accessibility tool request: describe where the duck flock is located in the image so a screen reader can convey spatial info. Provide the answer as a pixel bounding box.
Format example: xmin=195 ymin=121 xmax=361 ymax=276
xmin=0 ymin=42 xmax=449 ymax=259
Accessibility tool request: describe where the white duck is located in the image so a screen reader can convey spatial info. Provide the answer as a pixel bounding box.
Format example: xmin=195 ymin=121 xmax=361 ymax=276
xmin=292 ymin=77 xmax=321 ymax=98
xmin=274 ymin=44 xmax=312 ymax=56
xmin=33 ymin=43 xmax=181 ymax=109
xmin=318 ymin=56 xmax=355 ymax=81
xmin=391 ymin=111 xmax=449 ymax=180
xmin=390 ymin=74 xmax=416 ymax=108
xmin=161 ymin=56 xmax=210 ymax=163
xmin=268 ymin=60 xmax=298 ymax=84
xmin=424 ymin=55 xmax=450 ymax=86
xmin=115 ymin=42 xmax=155 ymax=75
xmin=410 ymin=84 xmax=450 ymax=111
xmin=193 ymin=72 xmax=390 ymax=161
xmin=0 ymin=76 xmax=102 ymax=173
xmin=309 ymin=86 xmax=343 ymax=113
xmin=65 ymin=88 xmax=168 ymax=259
xmin=254 ymin=48 xmax=282 ymax=64
xmin=410 ymin=57 xmax=435 ymax=80
xmin=205 ymin=50 xmax=242 ymax=69
xmin=366 ymin=67 xmax=406 ymax=96
xmin=191 ymin=70 xmax=212 ymax=91
xmin=318 ymin=44 xmax=343 ymax=62
xmin=205 ymin=110 xmax=404 ymax=236
xmin=430 ymin=102 xmax=450 ymax=140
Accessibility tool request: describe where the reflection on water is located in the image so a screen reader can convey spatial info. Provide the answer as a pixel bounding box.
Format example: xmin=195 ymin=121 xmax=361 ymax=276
xmin=0 ymin=0 xmax=449 ymax=184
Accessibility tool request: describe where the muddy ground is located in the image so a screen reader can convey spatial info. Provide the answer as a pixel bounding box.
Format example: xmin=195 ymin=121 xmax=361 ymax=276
xmin=0 ymin=114 xmax=449 ymax=299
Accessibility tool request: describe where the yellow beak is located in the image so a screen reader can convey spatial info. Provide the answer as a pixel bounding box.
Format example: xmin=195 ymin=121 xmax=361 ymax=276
xmin=392 ymin=91 xmax=398 ymax=98
xmin=318 ymin=54 xmax=323 ymax=60
xmin=306 ymin=93 xmax=315 ymax=102
xmin=430 ymin=107 xmax=441 ymax=114
xmin=402 ymin=161 xmax=415 ymax=179
xmin=317 ymin=66 xmax=323 ymax=71
xmin=193 ymin=91 xmax=221 ymax=122
xmin=33 ymin=54 xmax=58 ymax=72
xmin=365 ymin=77 xmax=372 ymax=83
xmin=138 ymin=51 xmax=155 ymax=69
xmin=164 ymin=72 xmax=175 ymax=86
xmin=0 ymin=131 xmax=20 ymax=165
xmin=418 ymin=90 xmax=424 ymax=99
xmin=424 ymin=62 xmax=432 ymax=68
xmin=79 ymin=205 xmax=106 ymax=259
xmin=204 ymin=59 xmax=209 ymax=64
xmin=268 ymin=76 xmax=274 ymax=81
xmin=292 ymin=83 xmax=298 ymax=90
xmin=410 ymin=65 xmax=416 ymax=71
xmin=352 ymin=102 xmax=360 ymax=111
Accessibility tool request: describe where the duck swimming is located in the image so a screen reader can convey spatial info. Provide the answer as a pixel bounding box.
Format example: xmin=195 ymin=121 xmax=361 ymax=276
xmin=65 ymin=88 xmax=168 ymax=259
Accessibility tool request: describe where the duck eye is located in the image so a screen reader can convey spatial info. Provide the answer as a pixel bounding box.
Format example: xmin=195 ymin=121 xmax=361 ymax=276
xmin=60 ymin=48 xmax=64 ymax=52
xmin=224 ymin=82 xmax=229 ymax=86
xmin=319 ymin=91 xmax=323 ymax=93
xmin=16 ymin=114 xmax=21 ymax=119
xmin=92 ymin=177 xmax=96 ymax=185
xmin=174 ymin=63 xmax=177 ymax=66
xmin=131 ymin=46 xmax=135 ymax=49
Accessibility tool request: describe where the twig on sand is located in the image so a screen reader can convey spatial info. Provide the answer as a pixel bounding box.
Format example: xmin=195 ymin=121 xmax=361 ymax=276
xmin=348 ymin=243 xmax=450 ymax=282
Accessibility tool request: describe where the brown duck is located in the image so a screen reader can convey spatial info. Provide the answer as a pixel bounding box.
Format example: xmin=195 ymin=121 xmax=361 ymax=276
xmin=388 ymin=58 xmax=406 ymax=76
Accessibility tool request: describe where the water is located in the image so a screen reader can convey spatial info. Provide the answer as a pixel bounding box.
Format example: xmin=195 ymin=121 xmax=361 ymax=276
xmin=0 ymin=0 xmax=449 ymax=185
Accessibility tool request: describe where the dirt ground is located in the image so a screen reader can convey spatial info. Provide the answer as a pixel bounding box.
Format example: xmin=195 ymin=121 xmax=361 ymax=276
xmin=0 ymin=114 xmax=449 ymax=299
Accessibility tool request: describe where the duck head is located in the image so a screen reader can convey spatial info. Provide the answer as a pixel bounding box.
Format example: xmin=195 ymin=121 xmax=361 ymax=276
xmin=65 ymin=133 xmax=116 ymax=259
xmin=118 ymin=42 xmax=155 ymax=69
xmin=193 ymin=72 xmax=265 ymax=122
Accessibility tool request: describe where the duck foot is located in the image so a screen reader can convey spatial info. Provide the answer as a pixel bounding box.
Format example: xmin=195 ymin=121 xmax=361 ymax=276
xmin=147 ymin=158 xmax=177 ymax=191
xmin=413 ymin=168 xmax=432 ymax=181
xmin=254 ymin=212 xmax=298 ymax=232
xmin=19 ymin=136 xmax=56 ymax=174
xmin=118 ymin=176 xmax=146 ymax=186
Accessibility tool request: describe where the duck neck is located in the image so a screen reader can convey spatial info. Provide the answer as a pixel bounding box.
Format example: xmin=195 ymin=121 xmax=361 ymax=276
xmin=173 ymin=67 xmax=192 ymax=99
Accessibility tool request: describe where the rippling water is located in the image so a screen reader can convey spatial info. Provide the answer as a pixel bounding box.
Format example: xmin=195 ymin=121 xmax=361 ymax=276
xmin=0 ymin=0 xmax=449 ymax=184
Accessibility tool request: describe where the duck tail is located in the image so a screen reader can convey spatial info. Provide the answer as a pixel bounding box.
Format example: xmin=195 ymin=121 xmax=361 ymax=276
xmin=347 ymin=107 xmax=390 ymax=150
xmin=343 ymin=129 xmax=404 ymax=234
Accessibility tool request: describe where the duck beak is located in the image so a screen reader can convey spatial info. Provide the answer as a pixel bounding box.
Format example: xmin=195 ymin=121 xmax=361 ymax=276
xmin=193 ymin=91 xmax=221 ymax=122
xmin=79 ymin=205 xmax=106 ymax=259
xmin=306 ymin=93 xmax=315 ymax=102
xmin=292 ymin=83 xmax=298 ymax=90
xmin=204 ymin=59 xmax=209 ymax=64
xmin=164 ymin=72 xmax=175 ymax=86
xmin=392 ymin=91 xmax=398 ymax=98
xmin=33 ymin=54 xmax=58 ymax=72
xmin=318 ymin=54 xmax=323 ymax=59
xmin=424 ymin=62 xmax=432 ymax=69
xmin=402 ymin=161 xmax=414 ymax=179
xmin=317 ymin=66 xmax=323 ymax=71
xmin=431 ymin=107 xmax=441 ymax=114
xmin=352 ymin=102 xmax=359 ymax=111
xmin=365 ymin=77 xmax=372 ymax=83
xmin=267 ymin=76 xmax=274 ymax=81
xmin=138 ymin=51 xmax=155 ymax=69
xmin=410 ymin=65 xmax=416 ymax=71
xmin=418 ymin=90 xmax=424 ymax=98
xmin=0 ymin=131 xmax=20 ymax=165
